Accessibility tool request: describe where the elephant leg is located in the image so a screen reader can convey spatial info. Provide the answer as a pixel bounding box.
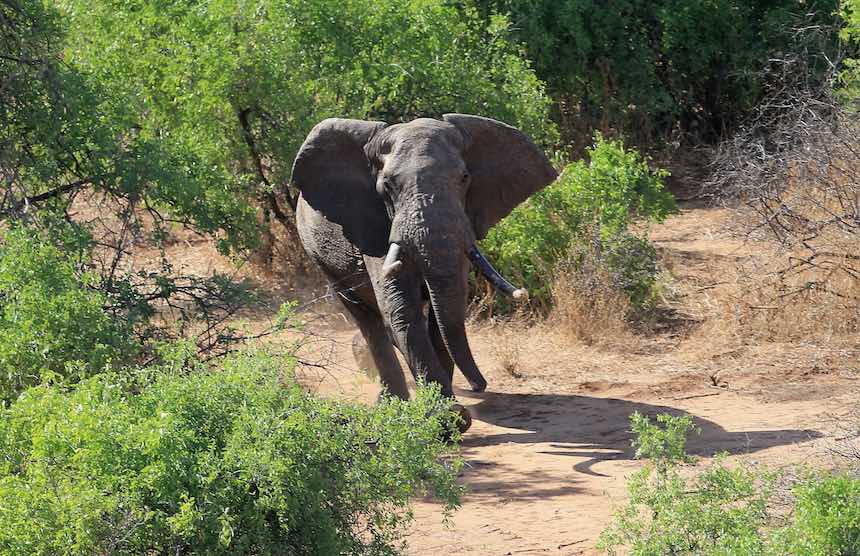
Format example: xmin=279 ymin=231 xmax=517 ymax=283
xmin=340 ymin=300 xmax=410 ymax=401
xmin=351 ymin=331 xmax=378 ymax=381
xmin=428 ymin=305 xmax=455 ymax=385
xmin=372 ymin=269 xmax=455 ymax=398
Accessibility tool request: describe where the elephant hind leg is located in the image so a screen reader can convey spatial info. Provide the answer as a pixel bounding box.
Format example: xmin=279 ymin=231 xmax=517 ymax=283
xmin=351 ymin=332 xmax=379 ymax=382
xmin=343 ymin=302 xmax=410 ymax=400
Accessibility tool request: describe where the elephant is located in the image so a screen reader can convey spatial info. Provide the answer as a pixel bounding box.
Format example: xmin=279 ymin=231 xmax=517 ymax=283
xmin=291 ymin=114 xmax=557 ymax=430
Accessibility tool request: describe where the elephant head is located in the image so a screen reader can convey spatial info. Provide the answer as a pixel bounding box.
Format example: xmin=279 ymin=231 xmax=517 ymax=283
xmin=292 ymin=115 xmax=556 ymax=394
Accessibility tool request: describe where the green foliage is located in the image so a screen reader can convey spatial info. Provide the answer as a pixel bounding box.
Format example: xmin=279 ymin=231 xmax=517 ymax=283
xmin=0 ymin=229 xmax=137 ymax=403
xmin=1 ymin=0 xmax=265 ymax=370
xmin=0 ymin=350 xmax=462 ymax=555
xmin=3 ymin=0 xmax=559 ymax=382
xmin=840 ymin=0 xmax=860 ymax=97
xmin=0 ymin=0 xmax=259 ymax=252
xmin=779 ymin=474 xmax=860 ymax=555
xmin=599 ymin=412 xmax=860 ymax=556
xmin=598 ymin=234 xmax=660 ymax=309
xmin=55 ymin=0 xmax=558 ymax=217
xmin=464 ymin=0 xmax=841 ymax=144
xmin=629 ymin=412 xmax=697 ymax=471
xmin=481 ymin=135 xmax=674 ymax=305
xmin=599 ymin=413 xmax=775 ymax=555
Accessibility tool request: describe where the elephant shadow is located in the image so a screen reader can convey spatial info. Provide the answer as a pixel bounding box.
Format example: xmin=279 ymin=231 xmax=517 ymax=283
xmin=456 ymin=390 xmax=821 ymax=479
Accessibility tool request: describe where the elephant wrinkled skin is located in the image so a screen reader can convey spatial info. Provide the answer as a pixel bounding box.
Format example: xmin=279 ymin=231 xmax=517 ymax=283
xmin=291 ymin=115 xmax=556 ymax=430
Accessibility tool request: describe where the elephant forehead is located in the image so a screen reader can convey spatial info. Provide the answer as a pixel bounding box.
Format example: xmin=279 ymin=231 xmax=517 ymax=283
xmin=380 ymin=119 xmax=465 ymax=152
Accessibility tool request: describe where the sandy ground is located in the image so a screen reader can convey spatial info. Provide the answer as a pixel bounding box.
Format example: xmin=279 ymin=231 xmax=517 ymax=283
xmin=290 ymin=324 xmax=857 ymax=556
xmin=280 ymin=206 xmax=860 ymax=555
xmin=135 ymin=204 xmax=859 ymax=554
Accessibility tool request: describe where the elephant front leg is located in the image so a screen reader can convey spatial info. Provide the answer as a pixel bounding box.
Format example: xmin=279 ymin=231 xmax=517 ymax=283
xmin=371 ymin=265 xmax=455 ymax=398
xmin=388 ymin=303 xmax=455 ymax=398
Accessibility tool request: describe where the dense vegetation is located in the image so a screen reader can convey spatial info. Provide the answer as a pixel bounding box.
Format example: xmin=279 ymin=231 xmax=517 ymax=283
xmin=483 ymin=135 xmax=675 ymax=308
xmin=56 ymin=0 xmax=558 ymax=236
xmin=0 ymin=350 xmax=462 ymax=554
xmin=599 ymin=413 xmax=860 ymax=555
xmin=465 ymin=0 xmax=842 ymax=146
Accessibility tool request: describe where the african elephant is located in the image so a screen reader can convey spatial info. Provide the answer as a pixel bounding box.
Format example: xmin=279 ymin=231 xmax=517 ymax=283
xmin=292 ymin=114 xmax=556 ymax=429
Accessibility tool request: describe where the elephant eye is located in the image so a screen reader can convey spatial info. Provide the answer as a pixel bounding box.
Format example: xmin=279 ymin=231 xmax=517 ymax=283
xmin=461 ymin=171 xmax=471 ymax=184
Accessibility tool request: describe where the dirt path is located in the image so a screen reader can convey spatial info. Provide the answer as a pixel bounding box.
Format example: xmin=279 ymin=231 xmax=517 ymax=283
xmin=288 ymin=206 xmax=859 ymax=555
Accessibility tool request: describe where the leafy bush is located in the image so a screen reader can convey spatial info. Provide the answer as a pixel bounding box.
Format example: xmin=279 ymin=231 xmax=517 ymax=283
xmin=840 ymin=0 xmax=860 ymax=97
xmin=0 ymin=349 xmax=462 ymax=555
xmin=599 ymin=412 xmax=860 ymax=556
xmin=464 ymin=0 xmax=841 ymax=145
xmin=0 ymin=229 xmax=138 ymax=403
xmin=481 ymin=135 xmax=674 ymax=306
xmin=599 ymin=412 xmax=776 ymax=555
xmin=1 ymin=0 xmax=259 ymax=252
xmin=780 ymin=475 xmax=860 ymax=555
xmin=56 ymin=0 xmax=558 ymax=223
xmin=1 ymin=0 xmax=268 ymax=366
xmin=3 ymin=0 xmax=559 ymax=373
xmin=570 ymin=231 xmax=660 ymax=309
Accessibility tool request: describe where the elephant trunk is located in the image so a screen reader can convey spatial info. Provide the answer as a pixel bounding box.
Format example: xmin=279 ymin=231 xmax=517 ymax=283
xmin=424 ymin=276 xmax=488 ymax=392
xmin=391 ymin=210 xmax=488 ymax=392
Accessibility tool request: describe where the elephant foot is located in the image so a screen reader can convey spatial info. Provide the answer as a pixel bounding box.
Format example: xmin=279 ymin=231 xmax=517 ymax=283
xmin=453 ymin=404 xmax=472 ymax=434
xmin=439 ymin=404 xmax=473 ymax=442
xmin=468 ymin=377 xmax=487 ymax=393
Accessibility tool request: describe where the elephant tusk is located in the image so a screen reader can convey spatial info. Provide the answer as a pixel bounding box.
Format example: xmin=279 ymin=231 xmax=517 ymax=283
xmin=467 ymin=246 xmax=529 ymax=303
xmin=382 ymin=243 xmax=403 ymax=278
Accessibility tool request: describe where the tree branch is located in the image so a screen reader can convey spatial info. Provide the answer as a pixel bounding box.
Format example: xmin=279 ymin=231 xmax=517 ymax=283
xmin=24 ymin=177 xmax=91 ymax=204
xmin=237 ymin=107 xmax=297 ymax=219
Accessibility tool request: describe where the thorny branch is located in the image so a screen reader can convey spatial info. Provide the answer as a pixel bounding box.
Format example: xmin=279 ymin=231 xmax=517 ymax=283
xmin=706 ymin=15 xmax=860 ymax=311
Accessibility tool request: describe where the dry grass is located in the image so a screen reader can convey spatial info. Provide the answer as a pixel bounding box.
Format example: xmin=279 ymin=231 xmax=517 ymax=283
xmin=667 ymin=241 xmax=860 ymax=349
xmin=700 ymin=42 xmax=860 ymax=345
xmin=734 ymin=259 xmax=860 ymax=341
xmin=826 ymin=408 xmax=860 ymax=471
xmin=549 ymin=262 xmax=633 ymax=346
xmin=485 ymin=315 xmax=527 ymax=378
xmin=693 ymin=183 xmax=860 ymax=344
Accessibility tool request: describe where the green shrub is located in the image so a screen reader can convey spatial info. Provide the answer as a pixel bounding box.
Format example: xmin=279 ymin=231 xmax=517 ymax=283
xmin=481 ymin=135 xmax=674 ymax=306
xmin=599 ymin=413 xmax=775 ymax=555
xmin=0 ymin=349 xmax=462 ymax=555
xmin=56 ymin=0 xmax=558 ymax=218
xmin=569 ymin=232 xmax=660 ymax=310
xmin=599 ymin=412 xmax=860 ymax=556
xmin=1 ymin=0 xmax=265 ymax=365
xmin=840 ymin=0 xmax=860 ymax=99
xmin=780 ymin=474 xmax=860 ymax=555
xmin=0 ymin=229 xmax=137 ymax=403
xmin=629 ymin=412 xmax=697 ymax=469
xmin=1 ymin=0 xmax=260 ymax=254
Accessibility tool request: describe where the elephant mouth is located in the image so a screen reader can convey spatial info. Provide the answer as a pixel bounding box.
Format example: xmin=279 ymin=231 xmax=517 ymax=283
xmin=382 ymin=242 xmax=529 ymax=302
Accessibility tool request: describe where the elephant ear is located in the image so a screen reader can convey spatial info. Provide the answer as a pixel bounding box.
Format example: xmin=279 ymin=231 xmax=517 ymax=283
xmin=443 ymin=114 xmax=557 ymax=240
xmin=291 ymin=118 xmax=389 ymax=255
xmin=291 ymin=118 xmax=387 ymax=196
